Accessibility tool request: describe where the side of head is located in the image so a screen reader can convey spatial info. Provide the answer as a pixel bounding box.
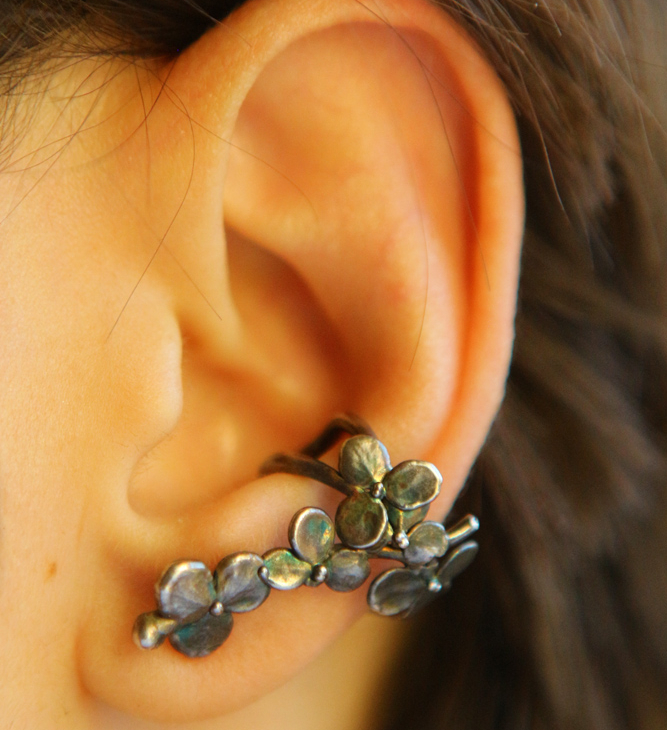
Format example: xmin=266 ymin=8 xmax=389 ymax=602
xmin=0 ymin=0 xmax=665 ymax=729
xmin=0 ymin=0 xmax=522 ymax=723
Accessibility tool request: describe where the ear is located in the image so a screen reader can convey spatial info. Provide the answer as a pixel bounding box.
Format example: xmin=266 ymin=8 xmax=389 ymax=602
xmin=77 ymin=0 xmax=523 ymax=722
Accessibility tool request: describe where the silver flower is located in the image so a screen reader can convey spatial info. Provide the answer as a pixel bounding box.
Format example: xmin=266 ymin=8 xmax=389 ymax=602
xmin=335 ymin=435 xmax=443 ymax=550
xmin=367 ymin=541 xmax=479 ymax=618
xmin=260 ymin=507 xmax=370 ymax=592
xmin=133 ymin=552 xmax=270 ymax=658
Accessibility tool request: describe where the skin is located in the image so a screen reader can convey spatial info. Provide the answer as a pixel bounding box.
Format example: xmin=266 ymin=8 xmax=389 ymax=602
xmin=0 ymin=0 xmax=523 ymax=727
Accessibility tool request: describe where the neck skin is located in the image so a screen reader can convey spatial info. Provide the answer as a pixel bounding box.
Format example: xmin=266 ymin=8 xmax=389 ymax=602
xmin=96 ymin=614 xmax=406 ymax=730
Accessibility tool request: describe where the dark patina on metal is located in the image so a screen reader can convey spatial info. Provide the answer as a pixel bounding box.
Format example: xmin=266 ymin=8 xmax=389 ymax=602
xmin=133 ymin=414 xmax=480 ymax=658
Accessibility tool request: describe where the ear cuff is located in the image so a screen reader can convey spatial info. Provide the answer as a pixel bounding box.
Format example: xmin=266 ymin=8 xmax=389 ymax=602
xmin=133 ymin=415 xmax=480 ymax=658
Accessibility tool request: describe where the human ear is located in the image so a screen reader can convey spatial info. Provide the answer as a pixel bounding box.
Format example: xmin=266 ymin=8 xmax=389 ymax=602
xmin=60 ymin=0 xmax=523 ymax=722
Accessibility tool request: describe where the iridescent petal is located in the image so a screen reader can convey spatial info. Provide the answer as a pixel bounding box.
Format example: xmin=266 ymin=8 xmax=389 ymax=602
xmin=403 ymin=521 xmax=449 ymax=565
xmin=367 ymin=568 xmax=432 ymax=618
xmin=215 ymin=552 xmax=270 ymax=613
xmin=383 ymin=461 xmax=442 ymax=511
xmin=169 ymin=611 xmax=233 ymax=658
xmin=437 ymin=541 xmax=479 ymax=588
xmin=156 ymin=560 xmax=215 ymax=622
xmin=386 ymin=503 xmax=429 ymax=533
xmin=339 ymin=435 xmax=391 ymax=487
xmin=289 ymin=507 xmax=334 ymax=565
xmin=335 ymin=491 xmax=388 ymax=549
xmin=132 ymin=611 xmax=178 ymax=650
xmin=260 ymin=549 xmax=311 ymax=590
xmin=325 ymin=546 xmax=370 ymax=592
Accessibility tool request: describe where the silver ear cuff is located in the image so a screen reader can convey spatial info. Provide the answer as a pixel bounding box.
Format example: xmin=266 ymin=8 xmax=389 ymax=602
xmin=133 ymin=415 xmax=479 ymax=658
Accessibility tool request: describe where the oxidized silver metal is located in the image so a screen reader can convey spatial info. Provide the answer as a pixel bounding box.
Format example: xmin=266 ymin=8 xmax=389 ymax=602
xmin=133 ymin=414 xmax=480 ymax=658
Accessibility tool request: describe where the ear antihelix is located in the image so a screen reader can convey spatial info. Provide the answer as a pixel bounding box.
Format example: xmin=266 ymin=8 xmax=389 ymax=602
xmin=133 ymin=415 xmax=480 ymax=657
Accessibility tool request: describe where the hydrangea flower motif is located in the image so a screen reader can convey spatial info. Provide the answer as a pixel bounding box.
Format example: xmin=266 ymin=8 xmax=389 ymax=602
xmin=367 ymin=540 xmax=479 ymax=618
xmin=133 ymin=552 xmax=270 ymax=658
xmin=335 ymin=435 xmax=443 ymax=550
xmin=132 ymin=417 xmax=481 ymax=660
xmin=260 ymin=507 xmax=371 ymax=593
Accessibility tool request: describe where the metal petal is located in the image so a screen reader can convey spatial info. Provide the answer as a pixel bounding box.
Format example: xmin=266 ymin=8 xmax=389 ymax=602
xmin=260 ymin=548 xmax=311 ymax=590
xmin=169 ymin=610 xmax=234 ymax=658
xmin=339 ymin=435 xmax=391 ymax=487
xmin=403 ymin=521 xmax=449 ymax=565
xmin=437 ymin=541 xmax=479 ymax=588
xmin=215 ymin=552 xmax=270 ymax=613
xmin=289 ymin=507 xmax=334 ymax=565
xmin=335 ymin=491 xmax=388 ymax=549
xmin=386 ymin=503 xmax=429 ymax=533
xmin=325 ymin=546 xmax=370 ymax=592
xmin=156 ymin=560 xmax=215 ymax=622
xmin=367 ymin=568 xmax=432 ymax=618
xmin=383 ymin=461 xmax=442 ymax=511
xmin=132 ymin=611 xmax=178 ymax=650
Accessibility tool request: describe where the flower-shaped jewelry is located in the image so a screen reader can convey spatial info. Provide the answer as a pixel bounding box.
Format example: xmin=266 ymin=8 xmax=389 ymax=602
xmin=335 ymin=435 xmax=443 ymax=550
xmin=134 ymin=552 xmax=270 ymax=658
xmin=259 ymin=507 xmax=370 ymax=592
xmin=133 ymin=415 xmax=480 ymax=659
xmin=368 ymin=531 xmax=479 ymax=617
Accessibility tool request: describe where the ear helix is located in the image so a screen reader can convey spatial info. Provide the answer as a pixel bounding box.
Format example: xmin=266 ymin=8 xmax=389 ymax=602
xmin=133 ymin=414 xmax=479 ymax=658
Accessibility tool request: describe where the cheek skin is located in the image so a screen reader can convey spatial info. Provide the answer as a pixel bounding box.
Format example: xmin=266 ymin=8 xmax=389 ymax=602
xmin=0 ymin=154 xmax=185 ymax=727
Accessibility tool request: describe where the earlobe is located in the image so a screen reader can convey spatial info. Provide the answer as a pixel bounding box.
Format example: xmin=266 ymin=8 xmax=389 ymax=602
xmin=76 ymin=0 xmax=522 ymax=723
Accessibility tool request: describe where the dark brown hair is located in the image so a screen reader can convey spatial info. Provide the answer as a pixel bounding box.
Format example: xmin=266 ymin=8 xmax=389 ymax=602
xmin=2 ymin=1 xmax=666 ymax=728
